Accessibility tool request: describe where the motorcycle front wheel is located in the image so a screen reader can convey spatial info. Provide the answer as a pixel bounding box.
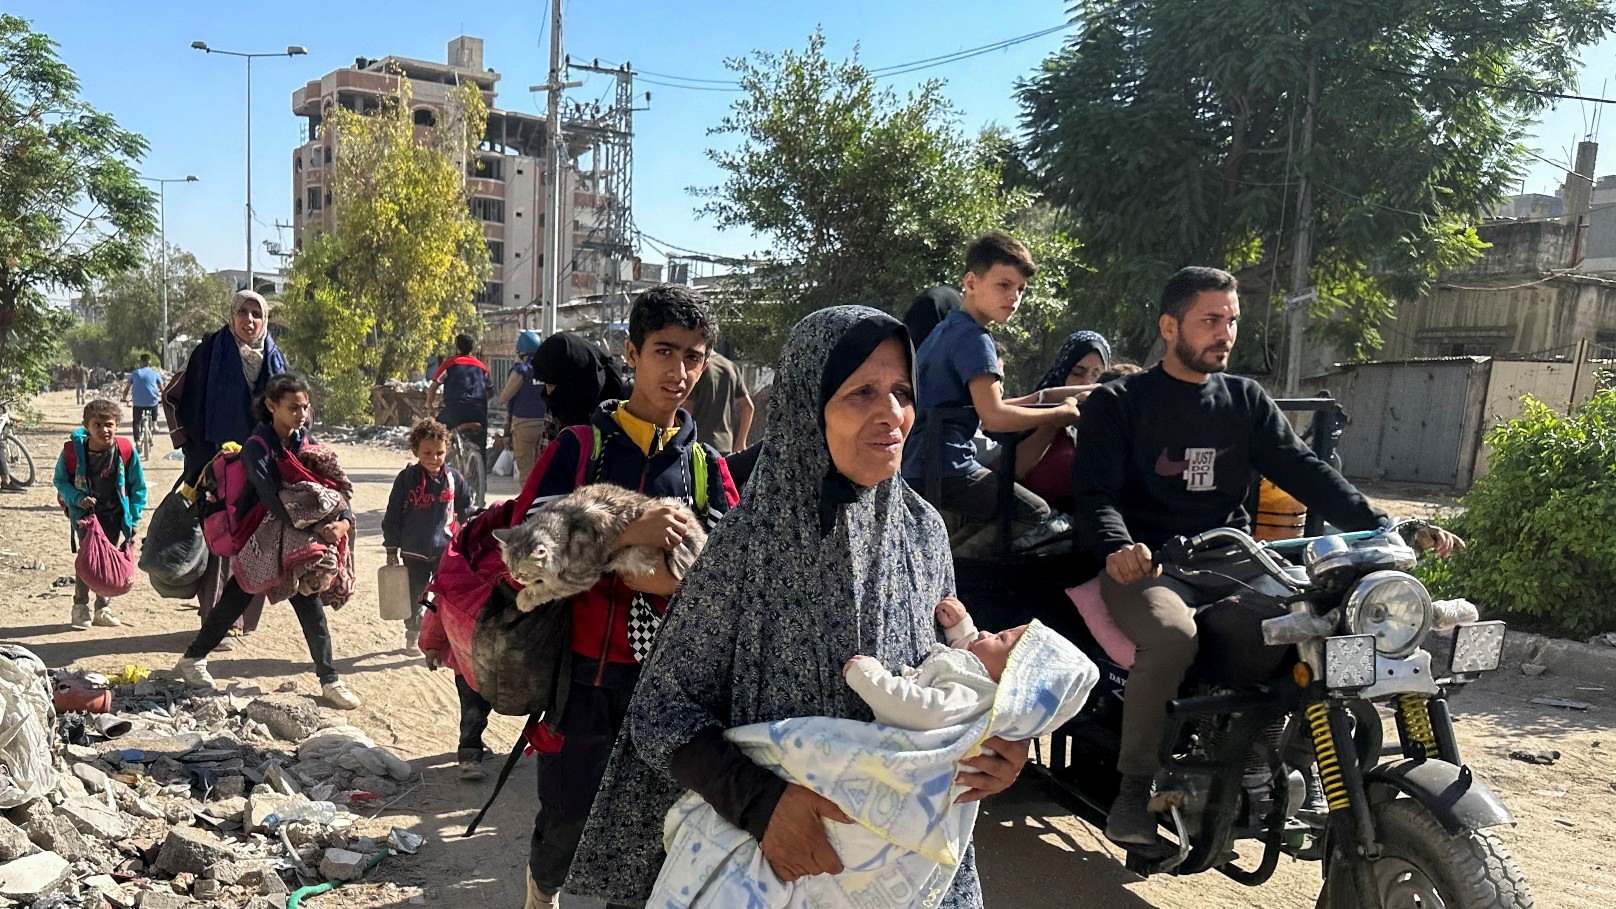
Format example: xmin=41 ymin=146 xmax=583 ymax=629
xmin=1325 ymin=798 xmax=1533 ymax=908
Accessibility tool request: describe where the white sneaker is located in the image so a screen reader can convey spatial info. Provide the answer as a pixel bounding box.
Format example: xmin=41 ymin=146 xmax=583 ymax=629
xmin=322 ymin=680 xmax=362 ymax=710
xmin=403 ymin=629 xmax=421 ymax=656
xmin=175 ymin=657 xmax=216 ymax=689
xmin=91 ymin=607 xmax=122 ymax=627
xmin=70 ymin=602 xmax=92 ymax=630
xmin=525 ymin=870 xmax=555 ymax=909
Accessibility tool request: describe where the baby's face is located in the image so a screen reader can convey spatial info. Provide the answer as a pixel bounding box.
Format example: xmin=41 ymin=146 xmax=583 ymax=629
xmin=966 ymin=624 xmax=1029 ymax=682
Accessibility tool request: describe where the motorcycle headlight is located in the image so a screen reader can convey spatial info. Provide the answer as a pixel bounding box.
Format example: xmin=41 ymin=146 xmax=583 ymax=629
xmin=1343 ymin=570 xmax=1432 ymax=658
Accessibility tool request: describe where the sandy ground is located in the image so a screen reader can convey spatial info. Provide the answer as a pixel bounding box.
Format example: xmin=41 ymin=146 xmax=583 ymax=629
xmin=1 ymin=390 xmax=1611 ymax=909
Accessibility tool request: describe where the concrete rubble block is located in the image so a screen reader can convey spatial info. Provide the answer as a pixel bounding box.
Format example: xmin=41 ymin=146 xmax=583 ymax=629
xmin=138 ymin=889 xmax=196 ymax=909
xmin=245 ymin=696 xmax=329 ymax=742
xmin=0 ymin=851 xmax=71 ymax=902
xmin=200 ymin=796 xmax=247 ymax=824
xmin=208 ymin=859 xmax=273 ymax=886
xmin=0 ymin=819 xmax=35 ymax=863
xmin=193 ymin=878 xmax=220 ymax=899
xmin=317 ymin=848 xmax=371 ymax=882
xmin=245 ymin=897 xmax=288 ymax=909
xmin=258 ymin=868 xmax=289 ymax=895
xmin=51 ymin=772 xmax=89 ymax=803
xmin=154 ymin=827 xmax=236 ymax=877
xmin=23 ymin=815 xmax=88 ymax=862
xmin=71 ymin=763 xmax=111 ymax=794
xmin=210 ymin=774 xmax=246 ymax=801
xmin=95 ymin=730 xmax=203 ymax=761
xmin=58 ymin=796 xmax=133 ymax=841
xmin=349 ymin=776 xmax=400 ymax=798
xmin=170 ymin=871 xmax=196 ymax=893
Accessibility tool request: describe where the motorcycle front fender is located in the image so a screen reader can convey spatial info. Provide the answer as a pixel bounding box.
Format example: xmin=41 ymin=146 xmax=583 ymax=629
xmin=1364 ymin=758 xmax=1513 ymax=835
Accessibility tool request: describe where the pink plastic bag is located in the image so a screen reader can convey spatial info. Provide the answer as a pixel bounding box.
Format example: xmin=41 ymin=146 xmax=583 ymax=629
xmin=76 ymin=517 xmax=135 ymax=599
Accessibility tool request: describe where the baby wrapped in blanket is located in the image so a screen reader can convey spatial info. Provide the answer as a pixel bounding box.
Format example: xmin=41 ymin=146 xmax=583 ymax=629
xmin=650 ymin=600 xmax=1098 ymax=908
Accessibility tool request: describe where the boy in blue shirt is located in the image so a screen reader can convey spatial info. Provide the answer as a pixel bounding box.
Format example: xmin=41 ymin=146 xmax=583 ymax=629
xmin=123 ymin=354 xmax=163 ymax=447
xmin=901 ymin=231 xmax=1084 ymax=554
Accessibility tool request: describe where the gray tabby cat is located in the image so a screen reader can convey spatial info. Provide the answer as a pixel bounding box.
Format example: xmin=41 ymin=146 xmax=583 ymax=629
xmin=492 ymin=483 xmax=708 ymax=612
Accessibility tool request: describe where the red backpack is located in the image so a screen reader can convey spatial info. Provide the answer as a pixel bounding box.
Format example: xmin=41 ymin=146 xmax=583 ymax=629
xmin=199 ymin=440 xmax=268 ymax=558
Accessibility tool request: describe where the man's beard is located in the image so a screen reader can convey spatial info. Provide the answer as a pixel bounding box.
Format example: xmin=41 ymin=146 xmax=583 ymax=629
xmin=1175 ymin=333 xmax=1231 ymax=374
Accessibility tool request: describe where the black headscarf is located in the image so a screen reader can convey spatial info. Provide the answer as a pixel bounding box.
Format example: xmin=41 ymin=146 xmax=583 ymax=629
xmin=902 ymin=286 xmax=962 ymax=349
xmin=1036 ymin=330 xmax=1112 ymax=392
xmin=530 ymin=332 xmax=625 ymax=427
xmin=565 ymin=305 xmax=976 ymax=906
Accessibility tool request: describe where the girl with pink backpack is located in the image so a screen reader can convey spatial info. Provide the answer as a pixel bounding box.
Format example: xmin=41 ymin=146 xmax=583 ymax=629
xmin=172 ymin=374 xmax=362 ymax=710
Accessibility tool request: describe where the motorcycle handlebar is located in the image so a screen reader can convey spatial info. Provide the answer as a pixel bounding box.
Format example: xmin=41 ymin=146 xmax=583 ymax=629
xmin=1156 ymin=528 xmax=1302 ymax=589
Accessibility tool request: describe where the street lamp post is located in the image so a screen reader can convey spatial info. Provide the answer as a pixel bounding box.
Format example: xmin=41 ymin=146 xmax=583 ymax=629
xmin=191 ymin=41 xmax=306 ymax=295
xmin=137 ymin=175 xmax=199 ymax=370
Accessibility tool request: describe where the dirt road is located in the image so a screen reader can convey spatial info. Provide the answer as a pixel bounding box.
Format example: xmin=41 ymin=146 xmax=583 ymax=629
xmin=2 ymin=391 xmax=1611 ymax=908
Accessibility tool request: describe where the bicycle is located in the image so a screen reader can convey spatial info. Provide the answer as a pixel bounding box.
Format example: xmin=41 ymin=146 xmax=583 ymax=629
xmin=134 ymin=408 xmax=156 ymax=461
xmin=448 ymin=422 xmax=487 ymax=510
xmin=0 ymin=399 xmax=35 ymax=486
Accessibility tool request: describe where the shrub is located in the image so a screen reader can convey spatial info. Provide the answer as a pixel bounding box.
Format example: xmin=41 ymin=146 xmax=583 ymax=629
xmin=1425 ymin=391 xmax=1616 ymax=637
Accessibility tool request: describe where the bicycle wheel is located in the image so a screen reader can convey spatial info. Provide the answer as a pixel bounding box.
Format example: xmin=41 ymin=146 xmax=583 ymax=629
xmin=137 ymin=413 xmax=154 ymax=460
xmin=464 ymin=446 xmax=486 ymax=510
xmin=3 ymin=433 xmax=34 ymax=486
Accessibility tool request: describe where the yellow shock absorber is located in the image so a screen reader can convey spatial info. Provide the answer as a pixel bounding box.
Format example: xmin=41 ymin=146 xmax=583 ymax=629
xmin=1399 ymin=693 xmax=1438 ymax=758
xmin=1306 ymin=701 xmax=1351 ymax=812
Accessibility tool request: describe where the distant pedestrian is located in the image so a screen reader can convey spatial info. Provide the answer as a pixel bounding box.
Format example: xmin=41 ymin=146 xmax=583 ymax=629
xmin=74 ymin=363 xmax=88 ymax=405
xmin=684 ymin=351 xmax=753 ymax=455
xmin=498 ymin=330 xmax=554 ymax=485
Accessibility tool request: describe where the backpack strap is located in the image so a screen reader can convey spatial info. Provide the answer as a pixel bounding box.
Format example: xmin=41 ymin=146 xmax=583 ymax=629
xmin=690 ymin=442 xmax=710 ymax=516
xmin=62 ymin=440 xmax=76 ymax=478
xmin=568 ymin=424 xmax=600 ymax=489
xmin=114 ymin=437 xmax=134 ymax=467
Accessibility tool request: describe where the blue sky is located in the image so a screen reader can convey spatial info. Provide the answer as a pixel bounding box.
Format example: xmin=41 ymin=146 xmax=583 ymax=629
xmin=10 ymin=1 xmax=1616 ymax=282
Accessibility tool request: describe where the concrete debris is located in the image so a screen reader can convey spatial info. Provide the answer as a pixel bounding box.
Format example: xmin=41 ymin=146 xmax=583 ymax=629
xmin=1509 ymin=748 xmax=1562 ymax=765
xmin=0 ymin=673 xmax=428 ymax=907
xmin=1531 ymin=696 xmax=1594 ymax=711
xmin=1520 ymin=662 xmax=1548 ymax=677
xmin=0 ymin=852 xmax=70 ymax=902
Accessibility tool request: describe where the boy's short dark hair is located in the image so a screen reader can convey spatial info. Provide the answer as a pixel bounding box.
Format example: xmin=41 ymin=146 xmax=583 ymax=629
xmin=454 ymin=334 xmax=476 ymax=356
xmin=628 ymin=283 xmax=718 ymax=350
xmin=139 ymin=354 xmax=151 ymax=366
xmin=1159 ymin=266 xmax=1238 ymax=320
xmin=83 ymin=399 xmax=121 ymax=424
xmin=965 ymin=231 xmax=1036 ymax=279
xmin=409 ymin=418 xmax=451 ymax=450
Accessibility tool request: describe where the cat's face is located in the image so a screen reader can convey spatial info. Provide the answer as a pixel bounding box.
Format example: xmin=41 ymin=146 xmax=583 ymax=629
xmin=492 ymin=517 xmax=567 ymax=593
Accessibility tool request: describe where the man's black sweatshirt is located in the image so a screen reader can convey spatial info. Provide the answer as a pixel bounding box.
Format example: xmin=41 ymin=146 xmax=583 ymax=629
xmin=1071 ymin=366 xmax=1385 ymax=559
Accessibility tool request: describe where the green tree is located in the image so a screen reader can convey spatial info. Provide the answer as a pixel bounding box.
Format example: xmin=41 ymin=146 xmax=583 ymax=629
xmin=698 ymin=31 xmax=1033 ymax=365
xmin=1019 ymin=0 xmax=1615 ymax=362
xmin=76 ymin=243 xmax=231 ymax=367
xmin=0 ymin=15 xmax=155 ymax=393
xmin=281 ymin=77 xmax=491 ymax=422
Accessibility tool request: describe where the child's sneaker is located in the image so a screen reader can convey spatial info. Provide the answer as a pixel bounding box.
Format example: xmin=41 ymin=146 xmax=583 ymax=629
xmin=70 ymin=602 xmax=92 ymax=630
xmin=322 ymin=680 xmax=362 ymax=710
xmin=174 ymin=657 xmax=216 ymax=689
xmin=403 ymin=629 xmax=421 ymax=655
xmin=456 ymin=747 xmax=487 ymax=781
xmin=91 ymin=606 xmax=121 ymax=627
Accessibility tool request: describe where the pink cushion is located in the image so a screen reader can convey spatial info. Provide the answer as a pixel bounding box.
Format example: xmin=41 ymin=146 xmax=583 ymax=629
xmin=1067 ymin=577 xmax=1136 ymax=669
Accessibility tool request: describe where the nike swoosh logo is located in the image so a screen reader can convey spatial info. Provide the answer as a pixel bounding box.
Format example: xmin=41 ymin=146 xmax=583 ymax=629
xmin=1155 ymin=449 xmax=1189 ymax=477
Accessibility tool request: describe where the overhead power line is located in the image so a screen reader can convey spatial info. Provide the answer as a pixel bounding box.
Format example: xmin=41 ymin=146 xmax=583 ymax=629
xmin=591 ymin=23 xmax=1069 ymax=92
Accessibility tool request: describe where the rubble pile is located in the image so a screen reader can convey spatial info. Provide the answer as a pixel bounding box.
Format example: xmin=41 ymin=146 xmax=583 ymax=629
xmin=312 ymin=425 xmax=412 ymax=450
xmin=0 ymin=676 xmax=425 ymax=909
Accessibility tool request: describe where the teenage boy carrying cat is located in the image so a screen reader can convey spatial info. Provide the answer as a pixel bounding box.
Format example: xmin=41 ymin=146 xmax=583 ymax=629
xmin=508 ymin=284 xmax=739 ymax=909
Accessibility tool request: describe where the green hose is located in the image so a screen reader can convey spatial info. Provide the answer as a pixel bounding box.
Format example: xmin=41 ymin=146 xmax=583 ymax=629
xmin=286 ymin=848 xmax=392 ymax=908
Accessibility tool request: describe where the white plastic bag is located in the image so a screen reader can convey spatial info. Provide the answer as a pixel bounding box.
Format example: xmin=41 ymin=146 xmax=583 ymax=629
xmin=0 ymin=645 xmax=58 ymax=808
xmin=491 ymin=448 xmax=515 ymax=477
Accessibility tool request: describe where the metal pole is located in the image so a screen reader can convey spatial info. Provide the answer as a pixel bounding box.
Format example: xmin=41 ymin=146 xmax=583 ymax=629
xmin=1284 ymin=54 xmax=1319 ymax=397
xmin=159 ymin=184 xmax=169 ymax=370
xmin=545 ymin=0 xmax=564 ymax=337
xmin=246 ymin=55 xmax=254 ymax=293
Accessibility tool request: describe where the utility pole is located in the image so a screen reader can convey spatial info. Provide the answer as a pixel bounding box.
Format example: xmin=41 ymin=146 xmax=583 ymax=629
xmin=1283 ymin=53 xmax=1320 ymax=397
xmin=570 ymin=59 xmax=645 ymax=330
xmin=542 ymin=1 xmax=568 ymax=337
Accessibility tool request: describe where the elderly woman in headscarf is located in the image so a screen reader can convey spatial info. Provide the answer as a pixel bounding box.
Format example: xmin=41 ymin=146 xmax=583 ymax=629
xmin=1011 ymin=330 xmax=1111 ymax=515
xmin=173 ymin=290 xmax=288 ymax=636
xmin=530 ymin=331 xmax=627 ymax=428
xmin=563 ymin=305 xmax=1029 ymax=908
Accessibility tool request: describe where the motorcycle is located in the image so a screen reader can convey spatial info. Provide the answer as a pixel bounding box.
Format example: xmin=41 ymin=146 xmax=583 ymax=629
xmin=962 ymin=523 xmax=1528 ymax=909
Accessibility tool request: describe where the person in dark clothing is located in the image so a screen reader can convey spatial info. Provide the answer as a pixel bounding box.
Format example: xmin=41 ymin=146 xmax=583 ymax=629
xmin=173 ymin=374 xmax=362 ymax=711
xmin=498 ymin=330 xmax=555 ymax=485
xmin=902 ymin=285 xmax=962 ymax=349
xmin=427 ymin=334 xmax=491 ymax=454
xmin=1071 ymin=266 xmax=1463 ymax=845
xmin=530 ymin=331 xmax=628 ymax=428
xmin=174 ymin=291 xmax=287 ymax=639
xmin=508 ymin=285 xmax=738 ymax=909
xmin=381 ymin=419 xmax=472 ymax=653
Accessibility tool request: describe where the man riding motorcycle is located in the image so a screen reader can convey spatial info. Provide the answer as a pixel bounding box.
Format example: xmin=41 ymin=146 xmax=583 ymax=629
xmin=1070 ymin=266 xmax=1462 ymax=845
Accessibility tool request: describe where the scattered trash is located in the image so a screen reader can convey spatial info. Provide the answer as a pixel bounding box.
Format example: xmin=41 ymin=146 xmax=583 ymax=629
xmin=1531 ymin=696 xmax=1595 ymax=711
xmin=1509 ymin=748 xmax=1562 ymax=765
xmin=1521 ymin=663 xmax=1548 ymax=677
xmin=49 ymin=577 xmax=74 ymax=588
xmin=1588 ymin=632 xmax=1616 ymax=648
xmin=1554 ymin=818 xmax=1577 ymax=828
xmin=111 ymin=665 xmax=151 ymax=686
xmin=387 ymin=827 xmax=424 ymax=854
